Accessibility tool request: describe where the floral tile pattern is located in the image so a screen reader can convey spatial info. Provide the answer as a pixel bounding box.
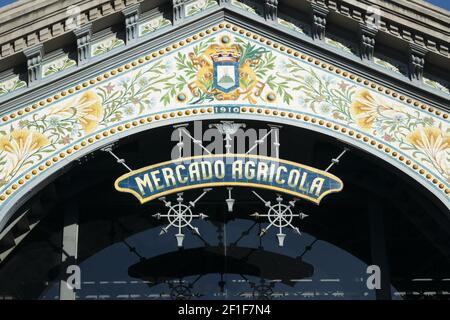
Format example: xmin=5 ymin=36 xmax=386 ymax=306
xmin=325 ymin=36 xmax=354 ymax=54
xmin=0 ymin=28 xmax=448 ymax=211
xmin=42 ymin=54 xmax=76 ymax=78
xmin=0 ymin=76 xmax=26 ymax=97
xmin=91 ymin=35 xmax=125 ymax=57
xmin=231 ymin=0 xmax=257 ymax=15
xmin=374 ymin=55 xmax=404 ymax=75
xmin=278 ymin=17 xmax=306 ymax=35
xmin=186 ymin=0 xmax=218 ymax=17
xmin=139 ymin=15 xmax=172 ymax=37
xmin=423 ymin=77 xmax=450 ymax=95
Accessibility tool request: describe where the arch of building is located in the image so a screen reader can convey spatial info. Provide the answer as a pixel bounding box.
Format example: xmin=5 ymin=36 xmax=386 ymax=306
xmin=0 ymin=22 xmax=448 ymax=231
xmin=1 ymin=118 xmax=448 ymax=299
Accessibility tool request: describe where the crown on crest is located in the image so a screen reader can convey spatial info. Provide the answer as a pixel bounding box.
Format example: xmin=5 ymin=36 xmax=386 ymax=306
xmin=210 ymin=46 xmax=241 ymax=63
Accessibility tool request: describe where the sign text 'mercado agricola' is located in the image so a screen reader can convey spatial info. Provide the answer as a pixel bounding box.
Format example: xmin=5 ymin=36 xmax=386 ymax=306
xmin=114 ymin=155 xmax=343 ymax=204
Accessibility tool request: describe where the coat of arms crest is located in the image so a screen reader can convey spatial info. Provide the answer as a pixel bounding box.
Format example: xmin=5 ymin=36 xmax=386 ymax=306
xmin=187 ymin=37 xmax=266 ymax=103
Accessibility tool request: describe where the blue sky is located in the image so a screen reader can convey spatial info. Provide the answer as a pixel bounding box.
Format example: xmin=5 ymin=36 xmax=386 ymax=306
xmin=0 ymin=0 xmax=14 ymax=8
xmin=426 ymin=0 xmax=450 ymax=11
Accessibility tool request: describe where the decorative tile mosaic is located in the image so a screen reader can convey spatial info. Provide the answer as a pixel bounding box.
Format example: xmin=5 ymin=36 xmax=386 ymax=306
xmin=231 ymin=0 xmax=258 ymax=15
xmin=278 ymin=17 xmax=306 ymax=35
xmin=139 ymin=15 xmax=172 ymax=37
xmin=325 ymin=36 xmax=354 ymax=54
xmin=91 ymin=35 xmax=125 ymax=57
xmin=186 ymin=0 xmax=218 ymax=17
xmin=423 ymin=77 xmax=449 ymax=95
xmin=0 ymin=27 xmax=448 ymax=213
xmin=0 ymin=76 xmax=26 ymax=97
xmin=42 ymin=54 xmax=76 ymax=78
xmin=374 ymin=55 xmax=405 ymax=75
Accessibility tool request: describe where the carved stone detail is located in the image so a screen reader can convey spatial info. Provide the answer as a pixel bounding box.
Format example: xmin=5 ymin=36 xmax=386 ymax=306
xmin=409 ymin=43 xmax=427 ymax=82
xmin=123 ymin=4 xmax=140 ymax=44
xmin=360 ymin=24 xmax=377 ymax=61
xmin=265 ymin=0 xmax=278 ymax=22
xmin=311 ymin=3 xmax=329 ymax=41
xmin=73 ymin=24 xmax=92 ymax=65
xmin=173 ymin=0 xmax=185 ymax=25
xmin=23 ymin=44 xmax=43 ymax=85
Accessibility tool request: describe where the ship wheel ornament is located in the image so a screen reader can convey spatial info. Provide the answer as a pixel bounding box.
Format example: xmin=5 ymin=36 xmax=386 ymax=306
xmin=167 ymin=279 xmax=203 ymax=300
xmin=153 ymin=189 xmax=211 ymax=247
xmin=251 ymin=279 xmax=275 ymax=300
xmin=251 ymin=192 xmax=308 ymax=246
xmin=168 ymin=281 xmax=194 ymax=300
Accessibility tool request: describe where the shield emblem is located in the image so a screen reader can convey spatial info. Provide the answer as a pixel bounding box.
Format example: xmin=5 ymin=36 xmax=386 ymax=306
xmin=213 ymin=61 xmax=240 ymax=93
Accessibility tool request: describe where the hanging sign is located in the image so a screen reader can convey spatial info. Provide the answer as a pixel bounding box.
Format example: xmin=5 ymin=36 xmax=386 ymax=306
xmin=114 ymin=154 xmax=343 ymax=205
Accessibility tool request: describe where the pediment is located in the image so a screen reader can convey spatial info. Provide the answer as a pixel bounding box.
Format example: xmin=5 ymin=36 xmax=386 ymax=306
xmin=0 ymin=22 xmax=448 ymax=227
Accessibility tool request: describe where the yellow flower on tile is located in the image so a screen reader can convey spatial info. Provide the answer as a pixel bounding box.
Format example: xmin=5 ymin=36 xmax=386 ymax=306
xmin=51 ymin=90 xmax=103 ymax=134
xmin=407 ymin=127 xmax=450 ymax=158
xmin=0 ymin=129 xmax=49 ymax=180
xmin=0 ymin=129 xmax=48 ymax=158
xmin=407 ymin=127 xmax=450 ymax=178
xmin=350 ymin=90 xmax=394 ymax=130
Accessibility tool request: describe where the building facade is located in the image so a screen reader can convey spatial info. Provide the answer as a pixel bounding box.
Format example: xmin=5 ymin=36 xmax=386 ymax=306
xmin=0 ymin=0 xmax=449 ymax=300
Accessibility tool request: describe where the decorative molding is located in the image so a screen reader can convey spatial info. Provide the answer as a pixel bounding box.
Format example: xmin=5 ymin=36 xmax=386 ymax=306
xmin=0 ymin=0 xmax=143 ymax=59
xmin=325 ymin=35 xmax=354 ymax=54
xmin=278 ymin=15 xmax=307 ymax=35
xmin=311 ymin=3 xmax=328 ymax=41
xmin=185 ymin=0 xmax=218 ymax=18
xmin=265 ymin=0 xmax=278 ymax=22
xmin=173 ymin=0 xmax=186 ymax=25
xmin=73 ymin=24 xmax=92 ymax=65
xmin=0 ymin=0 xmax=449 ymax=62
xmin=91 ymin=34 xmax=125 ymax=57
xmin=42 ymin=54 xmax=77 ymax=78
xmin=123 ymin=4 xmax=140 ymax=44
xmin=0 ymin=76 xmax=26 ymax=97
xmin=373 ymin=55 xmax=403 ymax=75
xmin=423 ymin=76 xmax=449 ymax=95
xmin=0 ymin=6 xmax=448 ymax=112
xmin=360 ymin=24 xmax=377 ymax=61
xmin=138 ymin=15 xmax=172 ymax=37
xmin=23 ymin=45 xmax=43 ymax=85
xmin=314 ymin=0 xmax=450 ymax=57
xmin=231 ymin=0 xmax=257 ymax=15
xmin=409 ymin=43 xmax=427 ymax=83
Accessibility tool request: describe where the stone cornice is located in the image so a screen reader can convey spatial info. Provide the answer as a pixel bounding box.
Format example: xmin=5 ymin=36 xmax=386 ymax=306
xmin=329 ymin=0 xmax=450 ymax=37
xmin=0 ymin=0 xmax=449 ymax=60
xmin=318 ymin=0 xmax=450 ymax=56
xmin=0 ymin=0 xmax=141 ymax=58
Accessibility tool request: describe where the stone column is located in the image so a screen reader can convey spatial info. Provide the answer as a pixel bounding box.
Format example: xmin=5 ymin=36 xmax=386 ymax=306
xmin=123 ymin=4 xmax=140 ymax=44
xmin=23 ymin=44 xmax=43 ymax=86
xmin=311 ymin=3 xmax=328 ymax=41
xmin=73 ymin=23 xmax=92 ymax=65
